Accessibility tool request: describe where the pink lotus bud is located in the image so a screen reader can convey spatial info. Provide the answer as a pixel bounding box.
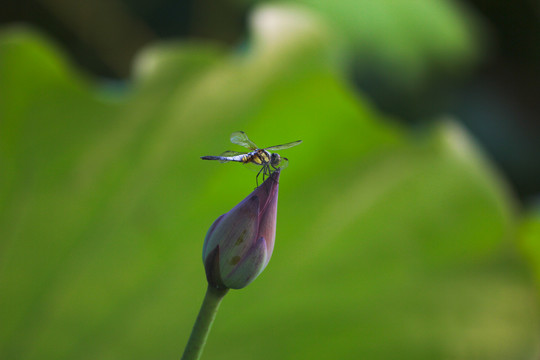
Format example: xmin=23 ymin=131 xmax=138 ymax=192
xmin=203 ymin=170 xmax=280 ymax=289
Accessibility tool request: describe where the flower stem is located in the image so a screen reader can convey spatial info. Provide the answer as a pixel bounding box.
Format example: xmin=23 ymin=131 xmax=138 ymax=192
xmin=181 ymin=285 xmax=229 ymax=360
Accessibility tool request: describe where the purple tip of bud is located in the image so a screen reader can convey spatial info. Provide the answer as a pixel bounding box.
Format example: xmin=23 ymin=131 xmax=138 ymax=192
xmin=203 ymin=170 xmax=280 ymax=289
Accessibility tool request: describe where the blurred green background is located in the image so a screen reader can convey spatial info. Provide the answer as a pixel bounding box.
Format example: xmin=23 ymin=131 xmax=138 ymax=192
xmin=1 ymin=1 xmax=540 ymax=359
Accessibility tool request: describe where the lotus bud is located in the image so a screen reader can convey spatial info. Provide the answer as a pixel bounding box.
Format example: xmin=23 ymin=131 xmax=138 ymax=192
xmin=203 ymin=170 xmax=280 ymax=289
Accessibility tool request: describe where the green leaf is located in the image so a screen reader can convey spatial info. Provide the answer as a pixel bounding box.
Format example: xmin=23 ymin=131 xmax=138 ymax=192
xmin=520 ymin=208 xmax=540 ymax=291
xmin=241 ymin=0 xmax=482 ymax=87
xmin=0 ymin=7 xmax=537 ymax=360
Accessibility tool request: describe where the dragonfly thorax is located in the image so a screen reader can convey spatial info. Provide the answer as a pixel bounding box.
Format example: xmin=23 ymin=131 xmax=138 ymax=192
xmin=248 ymin=149 xmax=272 ymax=165
xmin=248 ymin=150 xmax=282 ymax=168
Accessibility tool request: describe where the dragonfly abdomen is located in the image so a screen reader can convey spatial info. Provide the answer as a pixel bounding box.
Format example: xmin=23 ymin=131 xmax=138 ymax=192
xmin=201 ymin=155 xmax=247 ymax=162
xmin=201 ymin=149 xmax=273 ymax=166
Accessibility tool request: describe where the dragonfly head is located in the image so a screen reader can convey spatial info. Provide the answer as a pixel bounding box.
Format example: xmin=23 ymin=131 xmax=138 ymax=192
xmin=270 ymin=153 xmax=281 ymax=167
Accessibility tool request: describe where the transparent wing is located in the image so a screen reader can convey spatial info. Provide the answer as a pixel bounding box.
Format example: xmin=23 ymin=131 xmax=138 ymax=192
xmin=220 ymin=150 xmax=245 ymax=156
xmin=275 ymin=157 xmax=289 ymax=169
xmin=243 ymin=161 xmax=263 ymax=172
xmin=230 ymin=131 xmax=258 ymax=150
xmin=264 ymin=140 xmax=302 ymax=151
xmin=219 ymin=150 xmax=246 ymax=163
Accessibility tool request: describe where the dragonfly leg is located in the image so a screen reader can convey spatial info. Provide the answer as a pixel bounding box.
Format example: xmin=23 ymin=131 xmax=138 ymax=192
xmin=269 ymin=165 xmax=280 ymax=184
xmin=262 ymin=165 xmax=272 ymax=194
xmin=260 ymin=164 xmax=271 ymax=186
xmin=255 ymin=166 xmax=265 ymax=187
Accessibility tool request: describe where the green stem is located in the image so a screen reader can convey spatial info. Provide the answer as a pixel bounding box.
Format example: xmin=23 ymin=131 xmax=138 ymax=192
xmin=181 ymin=285 xmax=229 ymax=360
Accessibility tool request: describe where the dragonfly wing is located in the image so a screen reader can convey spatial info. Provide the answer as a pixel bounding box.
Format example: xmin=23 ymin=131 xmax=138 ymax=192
xmin=230 ymin=131 xmax=258 ymax=150
xmin=275 ymin=157 xmax=289 ymax=169
xmin=264 ymin=140 xmax=302 ymax=151
xmin=243 ymin=161 xmax=262 ymax=172
xmin=220 ymin=150 xmax=245 ymax=156
xmin=218 ymin=150 xmax=245 ymax=163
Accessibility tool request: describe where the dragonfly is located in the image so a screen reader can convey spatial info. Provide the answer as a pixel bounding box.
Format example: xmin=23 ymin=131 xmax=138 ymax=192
xmin=201 ymin=131 xmax=302 ymax=185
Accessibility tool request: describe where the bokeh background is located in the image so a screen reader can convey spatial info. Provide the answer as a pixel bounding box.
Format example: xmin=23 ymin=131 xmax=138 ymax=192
xmin=1 ymin=1 xmax=540 ymax=359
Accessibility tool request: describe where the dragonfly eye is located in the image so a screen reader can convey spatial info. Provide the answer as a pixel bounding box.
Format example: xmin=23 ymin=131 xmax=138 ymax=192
xmin=270 ymin=153 xmax=281 ymax=166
